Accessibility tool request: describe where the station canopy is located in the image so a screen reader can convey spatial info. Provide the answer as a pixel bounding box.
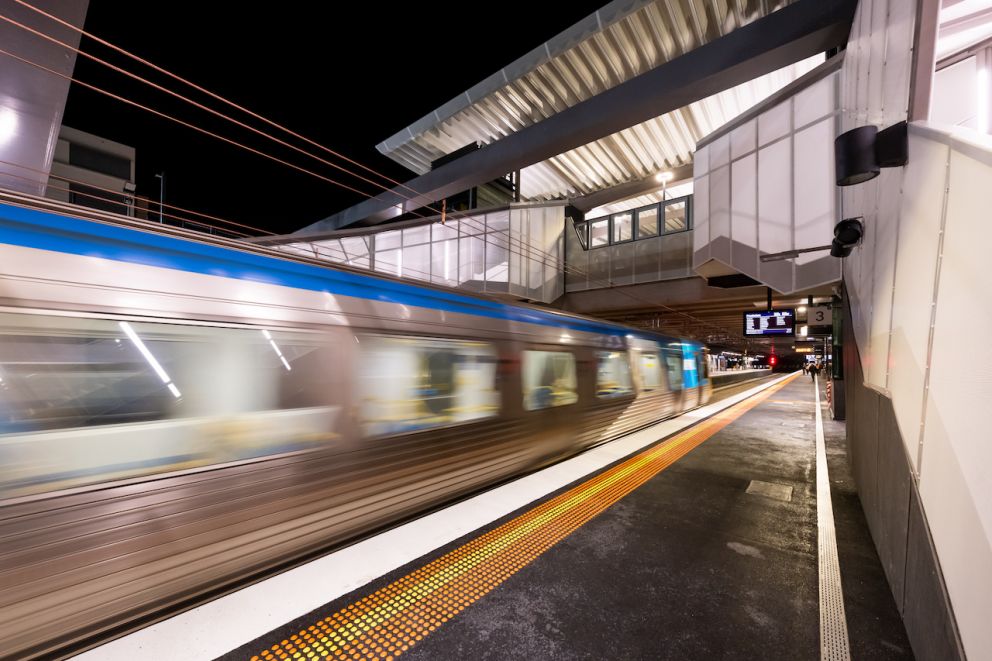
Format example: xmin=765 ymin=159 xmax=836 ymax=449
xmin=375 ymin=0 xmax=822 ymax=205
xmin=276 ymin=0 xmax=855 ymax=241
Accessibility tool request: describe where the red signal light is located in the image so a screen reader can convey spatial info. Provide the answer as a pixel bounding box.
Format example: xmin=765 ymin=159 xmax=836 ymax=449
xmin=769 ymin=356 xmax=778 ymax=366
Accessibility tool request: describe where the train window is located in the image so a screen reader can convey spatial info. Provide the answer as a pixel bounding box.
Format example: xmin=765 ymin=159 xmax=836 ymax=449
xmin=0 ymin=311 xmax=340 ymax=498
xmin=357 ymin=336 xmax=499 ymax=437
xmin=638 ymin=352 xmax=663 ymax=390
xmin=597 ymin=351 xmax=633 ymax=398
xmin=663 ymin=350 xmax=684 ymax=390
xmin=522 ymin=350 xmax=578 ymax=411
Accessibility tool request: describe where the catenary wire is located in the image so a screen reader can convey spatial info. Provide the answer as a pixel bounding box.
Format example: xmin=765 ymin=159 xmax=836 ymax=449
xmin=0 ymin=23 xmax=740 ymax=342
xmin=0 ymin=5 xmax=576 ymax=270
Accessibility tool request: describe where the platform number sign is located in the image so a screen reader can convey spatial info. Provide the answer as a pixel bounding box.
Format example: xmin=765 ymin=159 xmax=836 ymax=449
xmin=810 ymin=305 xmax=832 ymax=326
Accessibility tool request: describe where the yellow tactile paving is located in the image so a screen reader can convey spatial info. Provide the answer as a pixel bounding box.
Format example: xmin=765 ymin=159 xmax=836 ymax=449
xmin=251 ymin=373 xmax=799 ymax=661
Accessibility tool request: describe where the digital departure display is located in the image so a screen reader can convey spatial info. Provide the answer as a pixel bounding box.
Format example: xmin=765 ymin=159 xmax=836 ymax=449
xmin=743 ymin=309 xmax=795 ymax=336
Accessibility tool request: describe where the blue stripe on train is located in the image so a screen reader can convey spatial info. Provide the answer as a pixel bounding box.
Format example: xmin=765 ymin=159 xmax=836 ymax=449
xmin=0 ymin=202 xmax=645 ymax=338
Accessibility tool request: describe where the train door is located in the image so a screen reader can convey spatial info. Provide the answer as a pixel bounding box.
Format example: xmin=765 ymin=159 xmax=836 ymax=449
xmin=697 ymin=348 xmax=713 ymax=404
xmin=660 ymin=346 xmax=686 ymax=411
xmin=520 ymin=346 xmax=580 ymax=460
xmin=679 ymin=343 xmax=702 ymax=409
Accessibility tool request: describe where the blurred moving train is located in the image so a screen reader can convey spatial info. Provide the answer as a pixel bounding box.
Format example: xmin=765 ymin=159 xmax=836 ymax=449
xmin=0 ymin=192 xmax=710 ymax=659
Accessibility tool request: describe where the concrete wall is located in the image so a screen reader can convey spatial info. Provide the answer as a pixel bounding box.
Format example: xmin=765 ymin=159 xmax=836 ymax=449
xmin=840 ymin=0 xmax=991 ymax=658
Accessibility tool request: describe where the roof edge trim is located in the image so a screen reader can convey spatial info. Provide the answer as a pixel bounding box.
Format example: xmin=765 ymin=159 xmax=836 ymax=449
xmin=374 ymin=0 xmax=656 ymax=157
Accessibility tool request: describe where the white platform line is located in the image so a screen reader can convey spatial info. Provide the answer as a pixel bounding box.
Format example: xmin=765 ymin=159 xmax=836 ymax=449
xmin=74 ymin=374 xmax=793 ymax=661
xmin=814 ymin=375 xmax=852 ymax=661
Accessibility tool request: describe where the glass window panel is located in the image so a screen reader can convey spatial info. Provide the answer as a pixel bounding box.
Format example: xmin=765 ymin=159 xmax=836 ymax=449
xmin=0 ymin=312 xmax=338 ymax=497
xmin=403 ymin=225 xmax=430 ymax=245
xmin=357 ymin=335 xmax=499 ymax=437
xmin=339 ymin=237 xmax=371 ymax=269
xmin=638 ymin=352 xmax=663 ymax=390
xmin=486 ymin=212 xmax=510 ymax=232
xmin=432 ymin=222 xmax=457 ymax=241
xmin=431 ymin=239 xmax=458 ymax=285
xmin=574 ymin=221 xmax=588 ymax=249
xmin=376 ymin=229 xmax=402 ymax=250
xmin=597 ymin=352 xmax=633 ymax=398
xmin=636 ymin=206 xmax=659 ymax=238
xmin=401 ymin=244 xmax=430 ymax=281
xmin=375 ymin=248 xmax=402 ymax=277
xmin=663 ymin=349 xmax=684 ymax=390
xmin=459 ymin=216 xmax=486 ymax=237
xmin=485 ymin=233 xmax=509 ymax=283
xmin=523 ymin=350 xmax=578 ymax=410
xmin=612 ymin=212 xmax=633 ymax=243
xmin=590 ymin=218 xmax=609 ymax=247
xmin=664 ymin=200 xmax=688 ymax=233
xmin=305 ymin=240 xmax=344 ymax=262
xmin=459 ymin=234 xmax=485 ymax=283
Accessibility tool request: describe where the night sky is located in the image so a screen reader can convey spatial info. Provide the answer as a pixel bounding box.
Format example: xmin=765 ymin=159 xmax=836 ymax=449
xmin=62 ymin=1 xmax=606 ymax=235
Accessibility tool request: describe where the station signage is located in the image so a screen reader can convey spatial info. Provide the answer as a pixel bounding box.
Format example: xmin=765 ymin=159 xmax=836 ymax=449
xmin=809 ymin=305 xmax=832 ymax=326
xmin=743 ymin=309 xmax=795 ymax=337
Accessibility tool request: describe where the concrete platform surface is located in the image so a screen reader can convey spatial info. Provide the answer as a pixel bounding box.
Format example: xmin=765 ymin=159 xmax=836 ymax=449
xmin=224 ymin=374 xmax=911 ymax=660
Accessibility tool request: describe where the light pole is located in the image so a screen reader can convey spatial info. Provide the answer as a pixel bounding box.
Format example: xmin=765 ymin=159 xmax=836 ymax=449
xmin=154 ymin=172 xmax=165 ymax=223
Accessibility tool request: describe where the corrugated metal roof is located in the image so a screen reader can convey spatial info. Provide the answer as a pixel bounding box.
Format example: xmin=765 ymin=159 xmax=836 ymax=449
xmin=377 ymin=0 xmax=822 ymax=202
xmin=586 ymin=181 xmax=694 ymax=217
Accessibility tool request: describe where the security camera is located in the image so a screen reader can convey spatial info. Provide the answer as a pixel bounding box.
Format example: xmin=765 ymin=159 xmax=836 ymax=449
xmin=830 ymin=217 xmax=864 ymax=258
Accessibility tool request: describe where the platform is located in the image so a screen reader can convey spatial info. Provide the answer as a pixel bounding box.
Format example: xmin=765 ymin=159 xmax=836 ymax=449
xmin=79 ymin=374 xmax=911 ymax=660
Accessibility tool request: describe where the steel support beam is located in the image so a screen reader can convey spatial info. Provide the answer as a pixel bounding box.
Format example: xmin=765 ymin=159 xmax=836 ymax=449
xmin=268 ymin=0 xmax=856 ymax=244
xmin=567 ymin=163 xmax=693 ymax=213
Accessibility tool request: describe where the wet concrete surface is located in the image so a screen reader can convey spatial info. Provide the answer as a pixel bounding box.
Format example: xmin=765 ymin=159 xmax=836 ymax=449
xmin=402 ymin=376 xmax=912 ymax=660
xmin=227 ymin=375 xmax=913 ymax=660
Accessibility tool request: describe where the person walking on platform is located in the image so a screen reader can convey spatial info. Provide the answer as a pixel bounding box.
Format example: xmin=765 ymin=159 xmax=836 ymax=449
xmin=802 ymin=362 xmax=808 ymax=375
xmin=808 ymin=361 xmax=820 ymax=381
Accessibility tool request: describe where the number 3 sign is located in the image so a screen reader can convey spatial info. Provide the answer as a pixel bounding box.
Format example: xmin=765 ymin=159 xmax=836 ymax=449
xmin=810 ymin=305 xmax=832 ymax=325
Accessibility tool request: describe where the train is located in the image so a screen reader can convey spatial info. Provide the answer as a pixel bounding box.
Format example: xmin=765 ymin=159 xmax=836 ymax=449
xmin=0 ymin=191 xmax=710 ymax=659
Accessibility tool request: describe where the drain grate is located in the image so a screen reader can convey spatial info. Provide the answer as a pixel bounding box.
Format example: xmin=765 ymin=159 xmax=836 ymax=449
xmin=746 ymin=480 xmax=794 ymax=502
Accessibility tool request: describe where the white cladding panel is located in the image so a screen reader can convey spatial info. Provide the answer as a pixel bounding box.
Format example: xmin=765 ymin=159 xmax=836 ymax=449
xmin=757 ymin=139 xmax=793 ymax=255
xmin=731 ymin=154 xmax=757 ymax=249
xmin=711 ymin=134 xmax=731 ymax=171
xmin=840 ymin=0 xmax=992 ymax=649
xmin=693 ymin=71 xmax=841 ymax=292
xmin=758 ymin=101 xmax=791 ymax=147
xmin=931 ymin=58 xmax=978 ymax=130
xmin=730 ymin=119 xmax=757 ymax=160
xmin=793 ymin=74 xmax=835 ymax=129
xmin=888 ymin=135 xmax=946 ymax=470
xmin=919 ymin=142 xmax=992 ymax=657
xmin=693 ymin=173 xmax=710 ymax=254
xmin=792 ymin=118 xmax=835 ymax=263
xmin=709 ymin=165 xmax=731 ymax=243
xmin=865 ymin=168 xmax=898 ymax=387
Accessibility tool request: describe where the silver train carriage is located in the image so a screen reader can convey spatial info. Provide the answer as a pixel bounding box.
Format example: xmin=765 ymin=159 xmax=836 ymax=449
xmin=0 ymin=193 xmax=710 ymax=659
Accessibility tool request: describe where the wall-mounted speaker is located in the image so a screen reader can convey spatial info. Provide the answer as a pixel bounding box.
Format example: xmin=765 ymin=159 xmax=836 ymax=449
xmin=834 ymin=121 xmax=908 ymax=186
